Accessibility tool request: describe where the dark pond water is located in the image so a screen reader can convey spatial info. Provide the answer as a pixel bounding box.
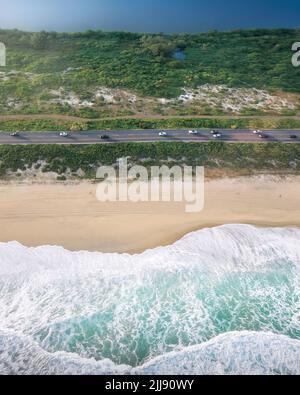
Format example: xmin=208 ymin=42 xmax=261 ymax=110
xmin=173 ymin=50 xmax=186 ymax=61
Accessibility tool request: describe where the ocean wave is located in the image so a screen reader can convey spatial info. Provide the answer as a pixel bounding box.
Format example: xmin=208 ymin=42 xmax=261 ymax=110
xmin=134 ymin=331 xmax=300 ymax=375
xmin=0 ymin=330 xmax=299 ymax=375
xmin=0 ymin=224 xmax=300 ymax=374
xmin=0 ymin=329 xmax=130 ymax=375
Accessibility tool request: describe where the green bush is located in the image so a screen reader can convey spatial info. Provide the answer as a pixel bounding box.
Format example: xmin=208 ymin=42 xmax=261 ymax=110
xmin=0 ymin=27 xmax=299 ymax=112
xmin=1 ymin=141 xmax=300 ymax=179
xmin=2 ymin=117 xmax=300 ymax=133
xmin=57 ymin=175 xmax=67 ymax=181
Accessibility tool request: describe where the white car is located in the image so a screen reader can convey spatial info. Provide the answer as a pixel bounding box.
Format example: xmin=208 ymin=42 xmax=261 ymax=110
xmin=59 ymin=132 xmax=69 ymax=137
xmin=188 ymin=130 xmax=198 ymax=135
xmin=253 ymin=130 xmax=261 ymax=134
xmin=213 ymin=133 xmax=222 ymax=138
xmin=159 ymin=132 xmax=167 ymax=137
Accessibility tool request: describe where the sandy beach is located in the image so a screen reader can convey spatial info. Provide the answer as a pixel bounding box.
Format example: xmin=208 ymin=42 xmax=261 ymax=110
xmin=0 ymin=175 xmax=300 ymax=253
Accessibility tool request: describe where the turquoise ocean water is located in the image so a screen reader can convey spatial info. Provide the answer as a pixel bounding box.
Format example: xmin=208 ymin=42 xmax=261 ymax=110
xmin=0 ymin=224 xmax=299 ymax=375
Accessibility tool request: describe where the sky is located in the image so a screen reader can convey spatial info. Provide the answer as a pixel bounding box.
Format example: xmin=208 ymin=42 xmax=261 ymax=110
xmin=0 ymin=0 xmax=300 ymax=33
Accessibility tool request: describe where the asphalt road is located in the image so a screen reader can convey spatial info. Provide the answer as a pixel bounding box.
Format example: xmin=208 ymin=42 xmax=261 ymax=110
xmin=0 ymin=129 xmax=300 ymax=145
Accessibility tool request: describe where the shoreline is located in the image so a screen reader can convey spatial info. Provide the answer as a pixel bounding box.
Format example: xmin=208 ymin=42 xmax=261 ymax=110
xmin=1 ymin=175 xmax=300 ymax=253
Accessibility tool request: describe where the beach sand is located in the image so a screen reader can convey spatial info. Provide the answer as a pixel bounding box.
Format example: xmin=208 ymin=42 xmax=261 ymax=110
xmin=0 ymin=175 xmax=300 ymax=253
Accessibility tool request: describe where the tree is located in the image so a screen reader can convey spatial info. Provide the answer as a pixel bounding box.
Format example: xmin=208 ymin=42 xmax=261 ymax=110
xmin=140 ymin=35 xmax=176 ymax=57
xmin=30 ymin=31 xmax=49 ymax=50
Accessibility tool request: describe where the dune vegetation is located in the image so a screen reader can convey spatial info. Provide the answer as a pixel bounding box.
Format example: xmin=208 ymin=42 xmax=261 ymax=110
xmin=0 ymin=28 xmax=299 ymax=118
xmin=1 ymin=141 xmax=300 ymax=180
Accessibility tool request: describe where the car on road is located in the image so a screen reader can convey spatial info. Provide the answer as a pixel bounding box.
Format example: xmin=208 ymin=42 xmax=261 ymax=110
xmin=59 ymin=132 xmax=69 ymax=137
xmin=210 ymin=130 xmax=216 ymax=134
xmin=253 ymin=130 xmax=262 ymax=134
xmin=290 ymin=135 xmax=298 ymax=139
xmin=10 ymin=132 xmax=20 ymax=137
xmin=159 ymin=131 xmax=168 ymax=137
xmin=258 ymin=133 xmax=268 ymax=139
xmin=213 ymin=133 xmax=222 ymax=138
xmin=100 ymin=135 xmax=110 ymax=140
xmin=188 ymin=130 xmax=198 ymax=135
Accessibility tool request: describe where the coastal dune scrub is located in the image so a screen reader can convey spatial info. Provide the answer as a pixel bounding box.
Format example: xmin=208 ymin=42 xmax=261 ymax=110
xmin=1 ymin=142 xmax=300 ymax=180
xmin=2 ymin=116 xmax=300 ymax=133
xmin=1 ymin=28 xmax=300 ymax=116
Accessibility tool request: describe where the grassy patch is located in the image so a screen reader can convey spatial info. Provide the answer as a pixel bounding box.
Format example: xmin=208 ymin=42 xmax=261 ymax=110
xmin=1 ymin=117 xmax=300 ymax=132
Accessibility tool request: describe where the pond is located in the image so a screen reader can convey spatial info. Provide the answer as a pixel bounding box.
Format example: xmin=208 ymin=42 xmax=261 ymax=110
xmin=173 ymin=50 xmax=186 ymax=61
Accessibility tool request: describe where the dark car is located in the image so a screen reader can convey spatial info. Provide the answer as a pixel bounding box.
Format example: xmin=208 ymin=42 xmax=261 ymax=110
xmin=258 ymin=133 xmax=268 ymax=139
xmin=100 ymin=135 xmax=110 ymax=140
xmin=10 ymin=132 xmax=20 ymax=137
xmin=290 ymin=135 xmax=298 ymax=139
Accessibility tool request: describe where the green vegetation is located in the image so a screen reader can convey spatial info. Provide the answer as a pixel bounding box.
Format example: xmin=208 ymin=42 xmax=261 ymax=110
xmin=0 ymin=28 xmax=299 ymax=117
xmin=1 ymin=142 xmax=300 ymax=179
xmin=1 ymin=117 xmax=300 ymax=133
xmin=1 ymin=29 xmax=299 ymax=179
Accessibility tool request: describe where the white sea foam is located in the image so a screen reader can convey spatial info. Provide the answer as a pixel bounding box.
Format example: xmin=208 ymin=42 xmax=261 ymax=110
xmin=134 ymin=331 xmax=300 ymax=375
xmin=0 ymin=224 xmax=300 ymax=374
xmin=0 ymin=329 xmax=131 ymax=375
xmin=0 ymin=330 xmax=299 ymax=375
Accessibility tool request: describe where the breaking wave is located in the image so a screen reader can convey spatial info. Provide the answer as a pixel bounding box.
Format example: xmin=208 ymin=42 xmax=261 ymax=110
xmin=0 ymin=224 xmax=300 ymax=375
